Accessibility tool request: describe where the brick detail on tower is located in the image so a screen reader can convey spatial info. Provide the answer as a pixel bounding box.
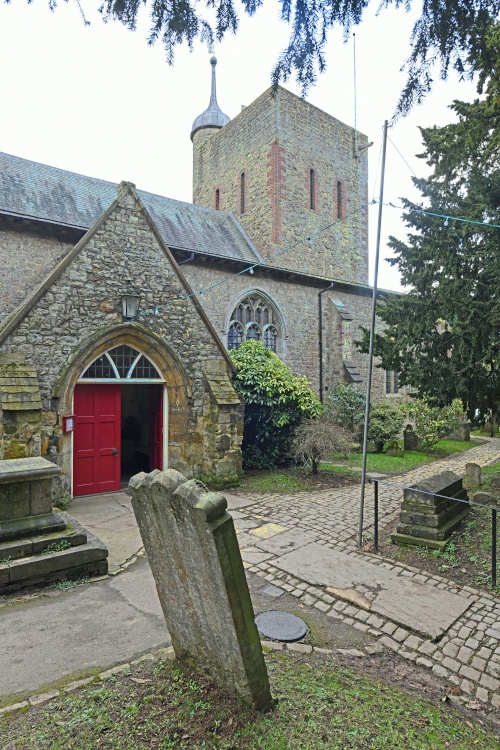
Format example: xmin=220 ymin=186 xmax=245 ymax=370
xmin=267 ymin=140 xmax=286 ymax=251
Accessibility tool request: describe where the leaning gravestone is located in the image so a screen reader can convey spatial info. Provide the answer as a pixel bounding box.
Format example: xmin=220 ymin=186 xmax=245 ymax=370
xmin=129 ymin=469 xmax=273 ymax=711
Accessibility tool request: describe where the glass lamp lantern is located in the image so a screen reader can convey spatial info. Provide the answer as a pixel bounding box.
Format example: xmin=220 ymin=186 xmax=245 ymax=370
xmin=121 ymin=294 xmax=141 ymax=321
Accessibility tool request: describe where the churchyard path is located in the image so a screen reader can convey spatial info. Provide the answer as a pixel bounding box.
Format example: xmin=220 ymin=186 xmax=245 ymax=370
xmin=2 ymin=439 xmax=500 ymax=713
xmin=231 ymin=437 xmax=500 ymax=710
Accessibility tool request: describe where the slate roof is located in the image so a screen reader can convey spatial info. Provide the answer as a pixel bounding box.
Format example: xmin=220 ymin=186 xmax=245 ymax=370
xmin=0 ymin=151 xmax=259 ymax=263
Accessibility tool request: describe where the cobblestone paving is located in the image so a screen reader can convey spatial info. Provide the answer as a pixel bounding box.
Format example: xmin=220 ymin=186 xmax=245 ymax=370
xmin=232 ymin=439 xmax=500 ymax=708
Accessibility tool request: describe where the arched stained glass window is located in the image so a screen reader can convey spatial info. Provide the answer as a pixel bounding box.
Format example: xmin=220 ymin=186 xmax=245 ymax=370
xmin=227 ymin=295 xmax=282 ymax=353
xmin=80 ymin=345 xmax=163 ymax=381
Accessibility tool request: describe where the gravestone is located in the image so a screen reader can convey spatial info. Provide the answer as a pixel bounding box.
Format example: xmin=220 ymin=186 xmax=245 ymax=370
xmin=129 ymin=469 xmax=273 ymax=711
xmin=392 ymin=470 xmax=469 ymax=550
xmin=466 ymin=462 xmax=481 ymax=487
xmin=403 ymin=425 xmax=420 ymax=451
xmin=472 ymin=491 xmax=496 ymax=507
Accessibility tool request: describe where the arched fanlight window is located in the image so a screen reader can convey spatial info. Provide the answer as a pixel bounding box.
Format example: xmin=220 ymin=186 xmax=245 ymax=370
xmin=227 ymin=295 xmax=281 ymax=353
xmin=80 ymin=345 xmax=163 ymax=381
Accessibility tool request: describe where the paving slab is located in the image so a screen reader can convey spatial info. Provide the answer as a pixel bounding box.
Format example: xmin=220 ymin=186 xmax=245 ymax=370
xmin=70 ymin=492 xmax=143 ymax=574
xmin=272 ymin=542 xmax=472 ymax=639
xmin=251 ymin=529 xmax=316 ymax=555
xmin=0 ymin=558 xmax=169 ymax=698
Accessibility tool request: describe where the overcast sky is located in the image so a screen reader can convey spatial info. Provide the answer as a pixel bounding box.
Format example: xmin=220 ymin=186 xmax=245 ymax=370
xmin=0 ymin=0 xmax=478 ymax=291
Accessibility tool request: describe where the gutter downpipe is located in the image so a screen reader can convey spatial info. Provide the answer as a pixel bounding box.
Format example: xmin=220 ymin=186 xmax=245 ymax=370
xmin=318 ymin=283 xmax=335 ymax=403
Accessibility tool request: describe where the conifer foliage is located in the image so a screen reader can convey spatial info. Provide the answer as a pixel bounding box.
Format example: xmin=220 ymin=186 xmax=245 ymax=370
xmin=20 ymin=0 xmax=500 ymax=113
xmin=361 ymin=25 xmax=500 ymax=426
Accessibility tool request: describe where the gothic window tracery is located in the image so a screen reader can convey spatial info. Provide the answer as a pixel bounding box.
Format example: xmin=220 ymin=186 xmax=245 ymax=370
xmin=227 ymin=295 xmax=282 ymax=353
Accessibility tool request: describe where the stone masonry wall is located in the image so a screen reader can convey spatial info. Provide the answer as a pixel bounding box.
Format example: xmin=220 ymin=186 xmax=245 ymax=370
xmin=0 ymin=226 xmax=73 ymax=324
xmin=192 ymin=87 xmax=369 ymax=284
xmin=0 ymin=187 xmax=242 ymax=492
xmin=182 ymin=263 xmax=387 ymax=400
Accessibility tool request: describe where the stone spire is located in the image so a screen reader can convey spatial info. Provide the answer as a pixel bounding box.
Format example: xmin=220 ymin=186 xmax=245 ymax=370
xmin=190 ymin=56 xmax=230 ymax=141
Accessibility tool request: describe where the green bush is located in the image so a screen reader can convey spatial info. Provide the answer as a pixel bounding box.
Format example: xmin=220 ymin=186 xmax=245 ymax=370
xmin=230 ymin=340 xmax=322 ymax=469
xmin=404 ymin=399 xmax=462 ymax=449
xmin=366 ymin=401 xmax=404 ymax=453
xmin=325 ymin=383 xmax=365 ymax=432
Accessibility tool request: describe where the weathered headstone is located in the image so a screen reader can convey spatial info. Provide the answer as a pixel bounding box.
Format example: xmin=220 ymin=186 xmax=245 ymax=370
xmin=448 ymin=413 xmax=471 ymax=442
xmin=129 ymin=469 xmax=273 ymax=711
xmin=403 ymin=425 xmax=420 ymax=451
xmin=472 ymin=491 xmax=496 ymax=507
xmin=392 ymin=470 xmax=469 ymax=550
xmin=466 ymin=462 xmax=481 ymax=487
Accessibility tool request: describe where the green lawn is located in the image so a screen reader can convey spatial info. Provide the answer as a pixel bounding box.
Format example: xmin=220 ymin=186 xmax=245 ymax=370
xmin=4 ymin=652 xmax=498 ymax=750
xmin=326 ymin=439 xmax=476 ymax=476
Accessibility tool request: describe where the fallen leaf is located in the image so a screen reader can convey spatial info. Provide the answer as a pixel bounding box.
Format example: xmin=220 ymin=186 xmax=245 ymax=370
xmin=130 ymin=678 xmax=152 ymax=684
xmin=466 ymin=700 xmax=481 ymax=711
xmin=228 ymin=717 xmax=234 ymax=726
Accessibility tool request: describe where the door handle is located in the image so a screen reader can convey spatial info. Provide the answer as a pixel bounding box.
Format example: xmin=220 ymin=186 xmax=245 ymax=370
xmin=112 ymin=448 xmax=119 ymax=456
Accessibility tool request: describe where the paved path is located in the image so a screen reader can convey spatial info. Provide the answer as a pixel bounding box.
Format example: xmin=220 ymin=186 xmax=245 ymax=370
xmin=3 ymin=439 xmax=500 ymax=711
xmin=230 ymin=438 xmax=500 ymax=709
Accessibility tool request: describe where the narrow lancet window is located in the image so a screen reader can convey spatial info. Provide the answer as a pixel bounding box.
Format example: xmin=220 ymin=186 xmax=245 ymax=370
xmin=337 ymin=180 xmax=343 ymax=219
xmin=215 ymin=188 xmax=220 ymax=210
xmin=240 ymin=173 xmax=246 ymax=214
xmin=310 ymin=169 xmax=316 ymax=210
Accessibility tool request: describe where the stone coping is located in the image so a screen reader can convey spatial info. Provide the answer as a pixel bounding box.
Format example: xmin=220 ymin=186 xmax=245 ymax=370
xmin=0 ymin=457 xmax=61 ymax=483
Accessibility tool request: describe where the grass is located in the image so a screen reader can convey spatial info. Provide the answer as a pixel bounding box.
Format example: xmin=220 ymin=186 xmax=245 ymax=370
xmin=379 ymin=461 xmax=500 ymax=592
xmin=327 ymin=439 xmax=476 ymax=476
xmin=237 ymin=439 xmax=478 ymax=493
xmin=3 ymin=652 xmax=499 ymax=749
xmin=237 ymin=466 xmax=361 ymax=493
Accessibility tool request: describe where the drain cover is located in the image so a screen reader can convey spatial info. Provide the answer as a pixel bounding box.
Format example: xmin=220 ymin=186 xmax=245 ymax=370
xmin=255 ymin=610 xmax=309 ymax=642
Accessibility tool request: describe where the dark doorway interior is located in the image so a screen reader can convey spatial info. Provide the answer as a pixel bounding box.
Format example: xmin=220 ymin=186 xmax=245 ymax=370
xmin=120 ymin=384 xmax=163 ymax=482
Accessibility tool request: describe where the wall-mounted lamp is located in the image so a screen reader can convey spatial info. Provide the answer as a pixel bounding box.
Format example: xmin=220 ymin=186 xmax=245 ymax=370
xmin=121 ymin=294 xmax=141 ymax=321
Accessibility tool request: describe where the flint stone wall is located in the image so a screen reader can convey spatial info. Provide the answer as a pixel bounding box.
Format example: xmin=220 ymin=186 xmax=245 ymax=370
xmin=0 ymin=188 xmax=243 ymax=491
xmin=129 ymin=469 xmax=272 ymax=711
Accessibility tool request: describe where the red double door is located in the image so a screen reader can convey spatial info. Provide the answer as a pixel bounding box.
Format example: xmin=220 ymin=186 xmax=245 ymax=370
xmin=73 ymin=384 xmax=163 ymax=497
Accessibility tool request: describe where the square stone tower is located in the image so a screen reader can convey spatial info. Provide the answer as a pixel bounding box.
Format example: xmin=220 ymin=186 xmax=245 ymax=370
xmin=192 ymin=78 xmax=369 ymax=284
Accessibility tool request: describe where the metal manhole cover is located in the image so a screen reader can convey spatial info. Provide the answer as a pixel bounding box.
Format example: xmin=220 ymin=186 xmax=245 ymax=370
xmin=255 ymin=610 xmax=309 ymax=642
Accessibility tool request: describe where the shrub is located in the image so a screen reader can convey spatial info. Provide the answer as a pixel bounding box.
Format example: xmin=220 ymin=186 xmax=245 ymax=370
xmin=230 ymin=340 xmax=321 ymax=469
xmin=325 ymin=383 xmax=365 ymax=432
xmin=292 ymin=415 xmax=353 ymax=474
xmin=404 ymin=399 xmax=462 ymax=449
xmin=366 ymin=401 xmax=404 ymax=453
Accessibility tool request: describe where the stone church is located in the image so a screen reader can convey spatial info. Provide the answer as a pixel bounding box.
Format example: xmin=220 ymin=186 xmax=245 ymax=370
xmin=0 ymin=57 xmax=390 ymax=498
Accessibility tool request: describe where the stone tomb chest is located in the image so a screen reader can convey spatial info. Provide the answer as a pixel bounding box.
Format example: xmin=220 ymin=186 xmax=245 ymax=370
xmin=392 ymin=470 xmax=469 ymax=550
xmin=0 ymin=457 xmax=108 ymax=594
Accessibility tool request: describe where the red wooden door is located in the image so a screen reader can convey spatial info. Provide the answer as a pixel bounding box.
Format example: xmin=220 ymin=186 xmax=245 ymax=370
xmin=73 ymin=384 xmax=121 ymax=496
xmin=149 ymin=386 xmax=164 ymax=471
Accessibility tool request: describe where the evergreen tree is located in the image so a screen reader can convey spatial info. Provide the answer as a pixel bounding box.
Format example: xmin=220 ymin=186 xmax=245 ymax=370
xmin=14 ymin=0 xmax=500 ymax=113
xmin=361 ymin=25 xmax=500 ymax=427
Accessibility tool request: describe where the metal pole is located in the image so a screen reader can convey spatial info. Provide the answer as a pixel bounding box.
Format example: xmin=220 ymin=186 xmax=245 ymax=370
xmin=357 ymin=120 xmax=388 ymax=548
xmin=374 ymin=480 xmax=379 ymax=551
xmin=493 ymin=509 xmax=497 ymax=589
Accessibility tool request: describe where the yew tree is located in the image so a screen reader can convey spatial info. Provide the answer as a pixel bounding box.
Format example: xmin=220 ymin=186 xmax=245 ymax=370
xmin=361 ymin=24 xmax=500 ymax=427
xmin=12 ymin=0 xmax=500 ymax=113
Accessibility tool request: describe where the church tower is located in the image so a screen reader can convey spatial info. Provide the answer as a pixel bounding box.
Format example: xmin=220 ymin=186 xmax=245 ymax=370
xmin=191 ymin=61 xmax=369 ymax=285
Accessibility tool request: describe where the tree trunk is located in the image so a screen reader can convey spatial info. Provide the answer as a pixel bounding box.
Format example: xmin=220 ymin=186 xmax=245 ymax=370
xmin=312 ymin=459 xmax=319 ymax=475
